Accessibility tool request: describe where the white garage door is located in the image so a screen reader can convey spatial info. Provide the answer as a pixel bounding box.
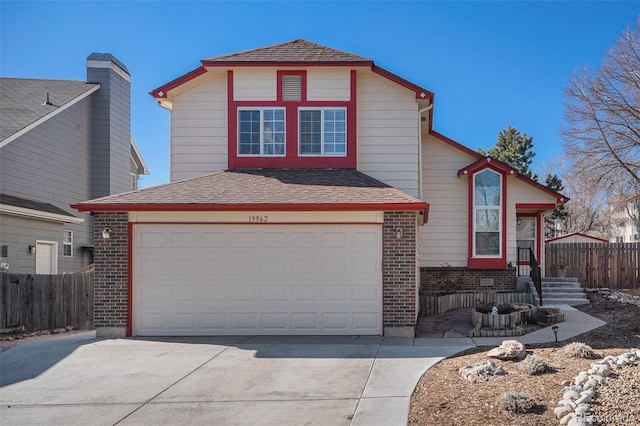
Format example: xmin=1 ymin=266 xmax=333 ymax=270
xmin=132 ymin=224 xmax=382 ymax=336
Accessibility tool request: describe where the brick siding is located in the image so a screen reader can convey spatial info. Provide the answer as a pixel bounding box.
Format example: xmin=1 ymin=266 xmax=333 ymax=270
xmin=383 ymin=212 xmax=417 ymax=332
xmin=93 ymin=212 xmax=129 ymax=330
xmin=420 ymin=266 xmax=517 ymax=296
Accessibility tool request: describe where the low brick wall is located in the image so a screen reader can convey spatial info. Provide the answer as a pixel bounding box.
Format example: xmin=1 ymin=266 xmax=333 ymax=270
xmin=419 ymin=292 xmax=534 ymax=316
xmin=420 ymin=266 xmax=517 ymax=295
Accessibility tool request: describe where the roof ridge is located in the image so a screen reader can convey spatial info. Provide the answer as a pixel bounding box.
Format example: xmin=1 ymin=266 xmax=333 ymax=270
xmin=202 ymin=39 xmax=371 ymax=63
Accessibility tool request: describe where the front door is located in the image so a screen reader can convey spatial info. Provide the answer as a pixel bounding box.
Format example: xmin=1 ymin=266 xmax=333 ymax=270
xmin=35 ymin=241 xmax=58 ymax=274
xmin=516 ymin=217 xmax=537 ymax=276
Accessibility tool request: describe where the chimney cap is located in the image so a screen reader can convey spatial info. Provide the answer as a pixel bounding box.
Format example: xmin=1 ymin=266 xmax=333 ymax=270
xmin=86 ymin=52 xmax=129 ymax=75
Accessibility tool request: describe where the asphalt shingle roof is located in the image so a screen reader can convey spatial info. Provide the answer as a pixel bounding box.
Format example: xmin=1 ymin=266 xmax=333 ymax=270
xmin=75 ymin=169 xmax=425 ymax=209
xmin=0 ymin=193 xmax=78 ymax=217
xmin=202 ymin=39 xmax=372 ymax=64
xmin=0 ymin=78 xmax=98 ymax=141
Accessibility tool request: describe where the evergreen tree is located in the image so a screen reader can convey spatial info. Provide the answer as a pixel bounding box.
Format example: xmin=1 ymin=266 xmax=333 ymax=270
xmin=479 ymin=126 xmax=537 ymax=181
xmin=544 ymin=173 xmax=568 ymax=238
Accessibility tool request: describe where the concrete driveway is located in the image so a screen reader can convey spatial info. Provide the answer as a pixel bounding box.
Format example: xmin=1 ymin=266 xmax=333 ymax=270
xmin=0 ymin=333 xmax=471 ymax=426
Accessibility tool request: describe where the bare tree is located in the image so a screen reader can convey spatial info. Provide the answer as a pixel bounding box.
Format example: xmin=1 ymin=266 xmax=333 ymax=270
xmin=560 ymin=167 xmax=612 ymax=238
xmin=562 ymin=19 xmax=640 ymax=202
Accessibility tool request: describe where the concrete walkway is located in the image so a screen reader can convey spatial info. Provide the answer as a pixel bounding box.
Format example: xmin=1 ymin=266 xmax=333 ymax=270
xmin=0 ymin=306 xmax=605 ymax=426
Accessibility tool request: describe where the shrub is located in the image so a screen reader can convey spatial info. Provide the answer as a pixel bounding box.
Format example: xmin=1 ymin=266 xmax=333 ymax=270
xmin=562 ymin=342 xmax=597 ymax=359
xmin=497 ymin=391 xmax=537 ymax=413
xmin=517 ymin=354 xmax=550 ymax=375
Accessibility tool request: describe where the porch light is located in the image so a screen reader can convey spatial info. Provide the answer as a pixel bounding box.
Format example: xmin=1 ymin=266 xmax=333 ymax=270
xmin=101 ymin=227 xmax=114 ymax=239
xmin=28 ymin=245 xmax=35 ymax=255
xmin=517 ymin=217 xmax=522 ymax=225
xmin=395 ymin=228 xmax=404 ymax=240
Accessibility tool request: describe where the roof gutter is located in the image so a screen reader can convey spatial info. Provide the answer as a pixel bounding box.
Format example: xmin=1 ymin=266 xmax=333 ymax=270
xmin=72 ymin=202 xmax=429 ymax=217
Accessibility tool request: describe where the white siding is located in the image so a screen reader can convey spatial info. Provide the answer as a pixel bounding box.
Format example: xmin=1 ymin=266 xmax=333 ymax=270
xmin=170 ymin=75 xmax=228 ymax=182
xmin=233 ymin=69 xmax=276 ymax=101
xmin=357 ymin=73 xmax=419 ymax=197
xmin=307 ymin=68 xmax=351 ymax=101
xmin=419 ymin=134 xmax=475 ymax=267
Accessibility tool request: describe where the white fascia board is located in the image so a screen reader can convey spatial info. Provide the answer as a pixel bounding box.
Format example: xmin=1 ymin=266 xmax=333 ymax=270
xmin=86 ymin=59 xmax=132 ymax=83
xmin=130 ymin=137 xmax=150 ymax=175
xmin=0 ymin=204 xmax=85 ymax=224
xmin=0 ymin=84 xmax=101 ymax=149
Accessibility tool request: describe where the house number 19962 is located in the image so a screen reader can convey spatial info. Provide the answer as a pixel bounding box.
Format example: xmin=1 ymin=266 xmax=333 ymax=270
xmin=249 ymin=215 xmax=268 ymax=223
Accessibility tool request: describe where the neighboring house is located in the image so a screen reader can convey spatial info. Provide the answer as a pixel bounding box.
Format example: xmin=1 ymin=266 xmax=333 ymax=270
xmin=0 ymin=53 xmax=148 ymax=274
xmin=546 ymin=233 xmax=609 ymax=244
xmin=608 ymin=195 xmax=639 ymax=243
xmin=74 ymin=40 xmax=566 ymax=338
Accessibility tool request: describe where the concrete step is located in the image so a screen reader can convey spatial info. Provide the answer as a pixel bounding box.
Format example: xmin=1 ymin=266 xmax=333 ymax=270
xmin=542 ymin=287 xmax=587 ymax=293
xmin=535 ymin=298 xmax=590 ymax=306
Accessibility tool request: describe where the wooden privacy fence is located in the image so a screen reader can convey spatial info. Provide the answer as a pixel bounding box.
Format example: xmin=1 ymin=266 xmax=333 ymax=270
xmin=545 ymin=243 xmax=640 ymax=289
xmin=1 ymin=271 xmax=94 ymax=330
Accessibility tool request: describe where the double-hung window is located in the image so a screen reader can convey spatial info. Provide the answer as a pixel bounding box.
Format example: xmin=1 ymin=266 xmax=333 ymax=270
xmin=299 ymin=108 xmax=346 ymax=156
xmin=238 ymin=108 xmax=285 ymax=156
xmin=473 ymin=169 xmax=502 ymax=257
xmin=63 ymin=230 xmax=73 ymax=257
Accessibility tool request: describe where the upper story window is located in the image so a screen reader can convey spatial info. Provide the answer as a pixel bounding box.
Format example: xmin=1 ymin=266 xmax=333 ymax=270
xmin=63 ymin=230 xmax=73 ymax=257
xmin=238 ymin=108 xmax=285 ymax=156
xmin=473 ymin=169 xmax=502 ymax=257
xmin=299 ymin=108 xmax=346 ymax=156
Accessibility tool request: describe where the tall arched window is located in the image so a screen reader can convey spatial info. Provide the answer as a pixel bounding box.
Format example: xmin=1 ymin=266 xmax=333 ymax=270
xmin=473 ymin=169 xmax=502 ymax=258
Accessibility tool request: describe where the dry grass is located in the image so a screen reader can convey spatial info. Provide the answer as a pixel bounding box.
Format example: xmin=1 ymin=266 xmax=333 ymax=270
xmin=409 ymin=290 xmax=640 ymax=426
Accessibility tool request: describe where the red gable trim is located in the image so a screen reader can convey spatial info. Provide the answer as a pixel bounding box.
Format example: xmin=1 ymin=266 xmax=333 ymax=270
xmin=459 ymin=158 xmax=569 ymax=205
xmin=201 ymin=60 xmax=373 ymax=67
xmin=458 ymin=157 xmax=519 ymax=177
xmin=515 ymin=175 xmax=570 ymax=204
xmin=546 ymin=232 xmax=609 ymax=243
xmin=429 ymin=131 xmax=484 ymax=160
xmin=72 ymin=202 xmax=429 ymax=216
xmin=516 ymin=203 xmax=557 ymax=211
xmin=150 ymin=66 xmax=207 ymax=99
xmin=371 ymin=65 xmax=433 ymax=101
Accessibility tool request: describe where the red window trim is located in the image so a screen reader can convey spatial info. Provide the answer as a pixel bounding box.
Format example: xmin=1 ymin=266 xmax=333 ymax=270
xmin=228 ymin=70 xmax=357 ymax=169
xmin=277 ymin=70 xmax=307 ymax=102
xmin=516 ymin=213 xmax=542 ymax=265
xmin=467 ymin=167 xmax=508 ymax=269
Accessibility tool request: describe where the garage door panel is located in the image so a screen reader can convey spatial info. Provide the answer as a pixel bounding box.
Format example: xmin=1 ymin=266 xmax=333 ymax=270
xmin=322 ymin=232 xmax=348 ymax=248
xmin=133 ymin=224 xmax=382 ymax=336
xmin=321 ymin=257 xmax=347 ymax=273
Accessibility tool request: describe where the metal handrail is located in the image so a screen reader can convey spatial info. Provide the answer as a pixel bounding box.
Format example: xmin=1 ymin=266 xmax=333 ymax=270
xmin=529 ymin=247 xmax=543 ymax=306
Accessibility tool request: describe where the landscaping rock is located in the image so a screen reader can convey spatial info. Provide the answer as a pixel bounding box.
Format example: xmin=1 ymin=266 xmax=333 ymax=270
xmin=458 ymin=360 xmax=507 ymax=383
xmin=487 ymin=340 xmax=526 ymax=360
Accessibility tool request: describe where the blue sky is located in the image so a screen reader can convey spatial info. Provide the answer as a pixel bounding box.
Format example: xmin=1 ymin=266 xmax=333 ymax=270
xmin=2 ymin=1 xmax=638 ymax=188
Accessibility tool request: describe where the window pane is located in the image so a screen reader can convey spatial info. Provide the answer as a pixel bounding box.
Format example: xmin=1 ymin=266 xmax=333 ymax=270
xmin=476 ymin=232 xmax=499 ymax=255
xmin=474 ymin=170 xmax=501 ymax=206
xmin=476 ymin=208 xmax=499 ymax=231
xmin=299 ymin=109 xmax=322 ymax=154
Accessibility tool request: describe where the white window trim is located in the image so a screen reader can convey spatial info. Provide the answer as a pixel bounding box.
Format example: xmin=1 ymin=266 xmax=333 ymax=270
xmin=237 ymin=108 xmax=286 ymax=157
xmin=298 ymin=107 xmax=347 ymax=157
xmin=472 ymin=169 xmax=502 ymax=258
xmin=63 ymin=230 xmax=73 ymax=258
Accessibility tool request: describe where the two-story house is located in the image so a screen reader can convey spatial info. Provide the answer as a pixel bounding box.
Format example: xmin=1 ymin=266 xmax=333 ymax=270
xmin=608 ymin=195 xmax=639 ymax=243
xmin=74 ymin=40 xmax=566 ymax=338
xmin=0 ymin=53 xmax=148 ymax=274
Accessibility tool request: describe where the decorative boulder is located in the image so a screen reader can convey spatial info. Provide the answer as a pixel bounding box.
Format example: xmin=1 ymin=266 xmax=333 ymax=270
xmin=487 ymin=340 xmax=527 ymax=360
xmin=459 ymin=360 xmax=508 ymax=383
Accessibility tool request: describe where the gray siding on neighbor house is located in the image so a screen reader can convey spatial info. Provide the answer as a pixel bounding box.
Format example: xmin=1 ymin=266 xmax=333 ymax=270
xmin=88 ymin=66 xmax=132 ymax=198
xmin=0 ymin=97 xmax=94 ymax=272
xmin=0 ymin=215 xmax=77 ymax=274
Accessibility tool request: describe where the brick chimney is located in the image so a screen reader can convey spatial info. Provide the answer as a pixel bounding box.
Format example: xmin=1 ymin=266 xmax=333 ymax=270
xmin=86 ymin=53 xmax=131 ymax=198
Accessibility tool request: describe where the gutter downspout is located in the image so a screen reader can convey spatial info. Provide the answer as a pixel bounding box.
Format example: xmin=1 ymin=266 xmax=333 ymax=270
xmin=418 ymin=103 xmax=434 ymax=201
